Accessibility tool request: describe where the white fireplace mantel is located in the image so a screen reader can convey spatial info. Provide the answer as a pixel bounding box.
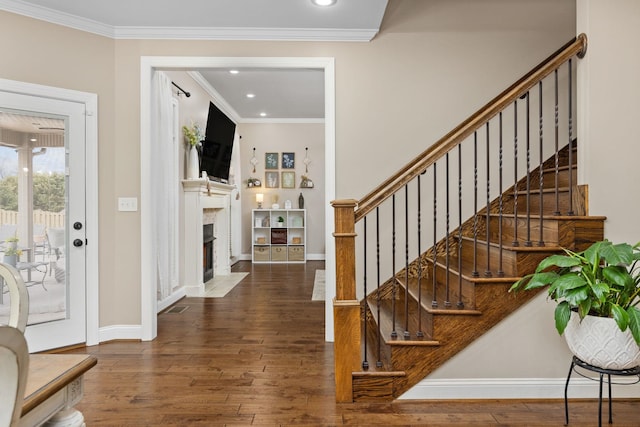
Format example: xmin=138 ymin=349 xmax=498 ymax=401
xmin=182 ymin=178 xmax=234 ymax=296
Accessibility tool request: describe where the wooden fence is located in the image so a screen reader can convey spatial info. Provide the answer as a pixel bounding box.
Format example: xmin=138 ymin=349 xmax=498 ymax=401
xmin=0 ymin=209 xmax=65 ymax=229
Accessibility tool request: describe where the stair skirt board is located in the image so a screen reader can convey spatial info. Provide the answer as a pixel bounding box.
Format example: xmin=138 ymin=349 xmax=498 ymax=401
xmin=398 ymin=377 xmax=640 ymax=400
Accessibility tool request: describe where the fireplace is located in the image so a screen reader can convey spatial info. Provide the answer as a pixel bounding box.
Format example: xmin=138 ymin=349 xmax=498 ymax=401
xmin=203 ymin=224 xmax=214 ymax=282
xmin=182 ymin=178 xmax=233 ymax=296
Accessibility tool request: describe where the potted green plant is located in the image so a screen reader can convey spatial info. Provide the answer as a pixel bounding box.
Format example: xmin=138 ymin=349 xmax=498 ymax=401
xmin=510 ymin=239 xmax=640 ymax=369
xmin=3 ymin=237 xmax=22 ymax=267
xmin=277 ymin=216 xmax=285 ymax=227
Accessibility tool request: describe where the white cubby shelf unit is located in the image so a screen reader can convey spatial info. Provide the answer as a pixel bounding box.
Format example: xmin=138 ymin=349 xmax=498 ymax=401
xmin=252 ymin=209 xmax=306 ymax=263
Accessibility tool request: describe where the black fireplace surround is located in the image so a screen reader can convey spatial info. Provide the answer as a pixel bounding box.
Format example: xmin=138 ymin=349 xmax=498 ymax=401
xmin=203 ymin=224 xmax=214 ymax=282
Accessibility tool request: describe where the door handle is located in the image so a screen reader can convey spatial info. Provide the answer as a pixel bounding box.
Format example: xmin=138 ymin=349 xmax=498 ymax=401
xmin=73 ymin=238 xmax=84 ymax=247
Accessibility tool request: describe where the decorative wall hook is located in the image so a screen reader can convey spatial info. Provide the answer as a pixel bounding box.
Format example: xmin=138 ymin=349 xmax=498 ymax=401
xmin=250 ymin=147 xmax=258 ymax=173
xmin=303 ymin=147 xmax=311 ymax=173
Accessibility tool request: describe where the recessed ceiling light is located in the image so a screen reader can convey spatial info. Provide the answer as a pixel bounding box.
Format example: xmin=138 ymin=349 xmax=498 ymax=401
xmin=260 ymin=112 xmax=267 ymax=117
xmin=246 ymin=93 xmax=256 ymax=98
xmin=229 ymin=70 xmax=239 ymax=74
xmin=311 ymin=0 xmax=336 ymax=6
xmin=30 ymin=138 xmax=37 ymax=142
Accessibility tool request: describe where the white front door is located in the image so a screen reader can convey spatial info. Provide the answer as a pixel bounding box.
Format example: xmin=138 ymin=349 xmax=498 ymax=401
xmin=0 ymin=90 xmax=87 ymax=352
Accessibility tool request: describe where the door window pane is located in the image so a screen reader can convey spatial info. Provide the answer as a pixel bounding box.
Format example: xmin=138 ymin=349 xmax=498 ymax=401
xmin=0 ymin=110 xmax=67 ymax=326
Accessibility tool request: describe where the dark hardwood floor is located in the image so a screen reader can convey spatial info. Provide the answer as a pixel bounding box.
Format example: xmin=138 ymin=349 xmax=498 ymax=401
xmin=61 ymin=261 xmax=639 ymax=426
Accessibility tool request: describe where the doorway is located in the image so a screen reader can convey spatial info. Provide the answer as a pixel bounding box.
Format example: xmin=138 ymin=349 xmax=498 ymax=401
xmin=0 ymin=78 xmax=99 ymax=351
xmin=140 ymin=57 xmax=336 ymax=341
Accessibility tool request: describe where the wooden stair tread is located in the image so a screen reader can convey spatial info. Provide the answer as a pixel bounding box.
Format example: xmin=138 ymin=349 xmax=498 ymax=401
xmin=458 ymin=234 xmax=563 ymax=252
xmin=541 ymin=164 xmax=574 ymax=172
xmin=353 ymin=370 xmax=406 ymax=377
xmin=487 ymin=213 xmax=606 ymax=221
xmin=511 ymin=186 xmax=572 ymax=195
xmin=364 ymin=295 xmax=440 ymax=344
xmin=427 ymin=254 xmax=532 ymax=283
xmin=399 ymin=276 xmax=484 ymax=315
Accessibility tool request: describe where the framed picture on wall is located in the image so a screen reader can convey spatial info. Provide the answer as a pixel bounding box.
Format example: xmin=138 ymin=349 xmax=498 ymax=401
xmin=265 ymin=152 xmax=279 ymax=170
xmin=281 ymin=171 xmax=295 ymax=189
xmin=282 ymin=152 xmax=295 ymax=169
xmin=265 ymin=171 xmax=279 ymax=188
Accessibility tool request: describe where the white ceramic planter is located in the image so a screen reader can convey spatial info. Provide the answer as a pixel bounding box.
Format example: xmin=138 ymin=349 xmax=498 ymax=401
xmin=563 ymin=312 xmax=640 ymax=370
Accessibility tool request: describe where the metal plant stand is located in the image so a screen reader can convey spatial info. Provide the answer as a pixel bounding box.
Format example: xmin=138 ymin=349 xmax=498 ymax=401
xmin=564 ymin=356 xmax=640 ymax=427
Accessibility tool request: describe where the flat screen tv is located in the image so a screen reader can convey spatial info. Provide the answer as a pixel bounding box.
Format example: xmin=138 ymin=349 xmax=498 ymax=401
xmin=200 ymin=102 xmax=236 ymax=183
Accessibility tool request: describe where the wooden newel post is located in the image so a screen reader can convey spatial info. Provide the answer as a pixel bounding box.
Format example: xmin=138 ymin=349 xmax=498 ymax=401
xmin=331 ymin=199 xmax=360 ymax=403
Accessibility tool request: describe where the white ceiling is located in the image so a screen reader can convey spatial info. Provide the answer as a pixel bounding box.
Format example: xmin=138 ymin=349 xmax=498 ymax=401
xmin=0 ymin=0 xmax=388 ymax=41
xmin=0 ymin=0 xmax=388 ymax=120
xmin=190 ymin=68 xmax=326 ymax=121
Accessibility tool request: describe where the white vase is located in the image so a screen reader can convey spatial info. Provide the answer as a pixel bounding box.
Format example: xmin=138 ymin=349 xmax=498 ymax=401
xmin=563 ymin=312 xmax=640 ymax=370
xmin=187 ymin=146 xmax=199 ymax=179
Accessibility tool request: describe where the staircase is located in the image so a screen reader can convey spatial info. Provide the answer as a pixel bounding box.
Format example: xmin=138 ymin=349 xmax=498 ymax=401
xmin=352 ymin=144 xmax=605 ymax=400
xmin=331 ymin=34 xmax=605 ymax=402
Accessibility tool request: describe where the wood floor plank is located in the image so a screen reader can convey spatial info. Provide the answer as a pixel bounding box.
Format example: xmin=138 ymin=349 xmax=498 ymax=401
xmin=58 ymin=261 xmax=639 ymax=426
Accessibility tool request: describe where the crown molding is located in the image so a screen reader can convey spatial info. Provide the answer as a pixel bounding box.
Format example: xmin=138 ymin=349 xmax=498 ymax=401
xmin=186 ymin=71 xmax=241 ymax=123
xmin=239 ymin=118 xmax=325 ymax=124
xmin=115 ymin=27 xmax=377 ymax=42
xmin=0 ymin=0 xmax=114 ymax=37
xmin=0 ymin=0 xmax=378 ymax=41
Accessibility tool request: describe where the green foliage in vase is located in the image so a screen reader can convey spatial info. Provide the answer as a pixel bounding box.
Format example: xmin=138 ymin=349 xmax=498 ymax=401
xmin=182 ymin=122 xmax=204 ymax=148
xmin=510 ymin=240 xmax=640 ymax=344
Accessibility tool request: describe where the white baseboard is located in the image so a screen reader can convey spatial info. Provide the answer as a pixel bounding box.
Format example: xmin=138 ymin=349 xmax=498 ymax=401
xmin=98 ymin=324 xmax=143 ymax=342
xmin=157 ymin=289 xmax=186 ymax=313
xmin=399 ymin=377 xmax=640 ymax=400
xmin=238 ymin=253 xmax=325 ymax=261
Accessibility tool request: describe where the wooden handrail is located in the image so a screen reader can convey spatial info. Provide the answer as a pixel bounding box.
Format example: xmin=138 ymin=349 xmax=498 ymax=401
xmin=355 ymin=34 xmax=587 ymax=223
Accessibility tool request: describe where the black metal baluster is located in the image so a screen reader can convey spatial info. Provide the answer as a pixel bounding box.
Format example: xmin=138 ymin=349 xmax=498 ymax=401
xmin=445 ymin=153 xmax=451 ymax=307
xmin=512 ymin=100 xmax=520 ymax=247
xmin=554 ymin=69 xmax=561 ymax=216
xmin=457 ymin=144 xmax=464 ymax=308
xmin=472 ymin=132 xmax=479 ymax=277
xmin=485 ymin=122 xmax=492 ymax=277
xmin=432 ymin=163 xmax=438 ymax=308
xmin=362 ymin=216 xmax=369 ymax=370
xmin=416 ymin=174 xmax=424 ymax=337
xmin=498 ymin=112 xmax=505 ymax=277
xmin=375 ymin=207 xmax=382 ymax=367
xmin=525 ymin=92 xmax=532 ymax=247
xmin=567 ymin=59 xmax=575 ymax=216
xmin=538 ymin=81 xmax=545 ymax=246
xmin=404 ymin=185 xmax=410 ymax=339
xmin=391 ymin=194 xmax=397 ymax=338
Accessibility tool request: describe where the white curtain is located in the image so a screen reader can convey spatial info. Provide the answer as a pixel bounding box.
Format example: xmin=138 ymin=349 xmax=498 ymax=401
xmin=151 ymin=71 xmax=179 ymax=301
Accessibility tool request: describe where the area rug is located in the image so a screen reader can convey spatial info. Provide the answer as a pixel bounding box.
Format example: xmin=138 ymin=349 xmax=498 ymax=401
xmin=312 ymin=269 xmax=325 ymax=301
xmin=203 ymin=272 xmax=248 ymax=298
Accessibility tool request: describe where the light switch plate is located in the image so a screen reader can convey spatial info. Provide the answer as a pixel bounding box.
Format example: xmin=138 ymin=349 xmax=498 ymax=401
xmin=118 ymin=197 xmax=138 ymax=212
